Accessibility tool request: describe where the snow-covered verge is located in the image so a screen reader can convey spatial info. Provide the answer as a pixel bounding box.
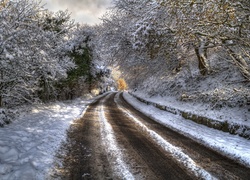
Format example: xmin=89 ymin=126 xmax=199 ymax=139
xmin=123 ymin=92 xmax=250 ymax=168
xmin=0 ymin=98 xmax=93 ymax=180
xmin=129 ymin=92 xmax=250 ymax=139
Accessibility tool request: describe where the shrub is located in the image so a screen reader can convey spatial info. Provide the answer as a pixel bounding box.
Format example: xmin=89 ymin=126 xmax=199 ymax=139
xmin=117 ymin=78 xmax=128 ymax=91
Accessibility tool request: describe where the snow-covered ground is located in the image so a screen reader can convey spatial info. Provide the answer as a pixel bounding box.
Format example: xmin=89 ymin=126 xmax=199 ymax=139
xmin=123 ymin=92 xmax=250 ymax=168
xmin=0 ymin=98 xmax=93 ymax=180
xmin=0 ymin=92 xmax=249 ymax=180
xmin=131 ymin=91 xmax=250 ymax=127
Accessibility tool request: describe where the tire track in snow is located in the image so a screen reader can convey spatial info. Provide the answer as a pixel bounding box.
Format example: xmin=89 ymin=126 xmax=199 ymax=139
xmin=114 ymin=93 xmax=217 ymax=180
xmin=98 ymin=94 xmax=134 ymax=180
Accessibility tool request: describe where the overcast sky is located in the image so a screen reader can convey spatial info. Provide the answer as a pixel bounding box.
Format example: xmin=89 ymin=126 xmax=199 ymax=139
xmin=41 ymin=0 xmax=113 ymax=25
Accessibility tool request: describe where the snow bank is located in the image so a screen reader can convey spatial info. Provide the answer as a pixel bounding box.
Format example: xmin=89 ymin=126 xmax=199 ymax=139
xmin=123 ymin=92 xmax=250 ymax=168
xmin=0 ymin=98 xmax=90 ymax=180
xmin=129 ymin=92 xmax=250 ymax=139
xmin=131 ymin=91 xmax=250 ymax=127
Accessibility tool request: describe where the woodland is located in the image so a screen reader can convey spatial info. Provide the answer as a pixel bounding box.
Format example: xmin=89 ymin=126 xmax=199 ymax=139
xmin=0 ymin=0 xmax=250 ymax=125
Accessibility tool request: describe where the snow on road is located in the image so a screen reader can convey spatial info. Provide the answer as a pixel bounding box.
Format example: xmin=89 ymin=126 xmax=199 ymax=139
xmin=0 ymin=92 xmax=249 ymax=179
xmin=123 ymin=92 xmax=250 ymax=168
xmin=98 ymin=94 xmax=134 ymax=180
xmin=0 ymin=98 xmax=91 ymax=180
xmin=115 ymin=94 xmax=216 ymax=180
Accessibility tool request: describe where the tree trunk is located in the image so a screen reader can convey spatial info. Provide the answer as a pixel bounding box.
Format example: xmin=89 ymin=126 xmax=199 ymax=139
xmin=194 ymin=43 xmax=210 ymax=76
xmin=88 ymin=78 xmax=94 ymax=93
xmin=0 ymin=95 xmax=2 ymax=107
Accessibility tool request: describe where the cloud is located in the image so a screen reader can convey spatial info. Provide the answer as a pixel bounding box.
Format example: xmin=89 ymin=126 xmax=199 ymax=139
xmin=52 ymin=0 xmax=111 ymax=10
xmin=41 ymin=0 xmax=113 ymax=24
xmin=70 ymin=0 xmax=111 ymax=8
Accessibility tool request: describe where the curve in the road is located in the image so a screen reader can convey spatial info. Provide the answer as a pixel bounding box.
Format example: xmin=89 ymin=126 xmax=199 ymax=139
xmin=118 ymin=92 xmax=250 ymax=180
xmin=104 ymin=93 xmax=195 ymax=179
xmin=55 ymin=92 xmax=250 ymax=180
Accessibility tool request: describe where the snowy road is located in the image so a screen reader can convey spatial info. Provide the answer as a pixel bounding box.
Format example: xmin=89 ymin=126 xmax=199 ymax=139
xmin=54 ymin=92 xmax=250 ymax=179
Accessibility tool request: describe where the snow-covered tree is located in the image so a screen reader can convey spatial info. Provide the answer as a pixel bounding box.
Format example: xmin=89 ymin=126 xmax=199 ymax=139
xmin=158 ymin=0 xmax=250 ymax=78
xmin=36 ymin=9 xmax=75 ymax=101
xmin=100 ymin=0 xmax=250 ymax=81
xmin=0 ymin=0 xmax=75 ymax=107
xmin=56 ymin=24 xmax=112 ymax=98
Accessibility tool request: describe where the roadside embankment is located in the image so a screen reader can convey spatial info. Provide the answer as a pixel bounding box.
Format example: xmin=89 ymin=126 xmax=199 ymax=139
xmin=128 ymin=92 xmax=250 ymax=140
